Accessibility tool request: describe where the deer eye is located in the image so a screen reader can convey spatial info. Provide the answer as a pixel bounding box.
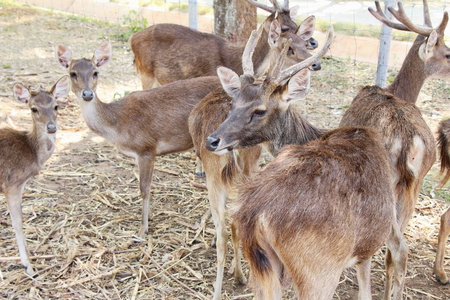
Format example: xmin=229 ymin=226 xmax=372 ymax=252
xmin=31 ymin=107 xmax=38 ymax=113
xmin=281 ymin=27 xmax=289 ymax=33
xmin=288 ymin=47 xmax=295 ymax=56
xmin=254 ymin=109 xmax=267 ymax=116
xmin=93 ymin=71 xmax=99 ymax=79
xmin=445 ymin=54 xmax=450 ymax=60
xmin=70 ymin=72 xmax=77 ymax=80
xmin=54 ymin=105 xmax=59 ymax=111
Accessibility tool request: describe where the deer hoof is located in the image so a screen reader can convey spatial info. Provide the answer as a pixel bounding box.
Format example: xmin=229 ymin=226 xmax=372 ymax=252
xmin=435 ymin=274 xmax=450 ymax=285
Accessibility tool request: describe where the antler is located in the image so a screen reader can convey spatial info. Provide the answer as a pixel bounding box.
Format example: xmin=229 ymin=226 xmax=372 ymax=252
xmin=369 ymin=0 xmax=449 ymax=36
xmin=368 ymin=1 xmax=409 ymax=31
xmin=246 ymin=0 xmax=286 ymax=13
xmin=275 ymin=26 xmax=334 ymax=84
xmin=246 ymin=0 xmax=276 ymax=13
xmin=242 ymin=24 xmax=265 ymax=76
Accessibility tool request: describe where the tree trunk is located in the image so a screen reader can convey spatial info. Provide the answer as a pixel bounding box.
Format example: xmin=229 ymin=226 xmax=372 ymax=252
xmin=214 ymin=0 xmax=257 ymax=46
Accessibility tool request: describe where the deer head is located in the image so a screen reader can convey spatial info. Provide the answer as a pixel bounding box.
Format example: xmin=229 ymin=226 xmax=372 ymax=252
xmin=13 ymin=76 xmax=69 ymax=134
xmin=205 ymin=27 xmax=334 ymax=154
xmin=370 ymin=0 xmax=450 ymax=81
xmin=56 ymin=41 xmax=112 ymax=102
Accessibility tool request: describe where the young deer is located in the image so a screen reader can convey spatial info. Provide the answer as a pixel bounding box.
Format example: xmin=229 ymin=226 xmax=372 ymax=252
xmin=433 ymin=119 xmax=450 ymax=284
xmin=232 ymin=126 xmax=407 ymax=300
xmin=55 ymin=41 xmax=222 ymax=240
xmin=189 ymin=28 xmax=334 ymax=300
xmin=130 ymin=0 xmax=320 ymax=89
xmin=0 ymin=76 xmax=70 ymax=276
xmin=339 ymin=1 xmax=450 ymax=296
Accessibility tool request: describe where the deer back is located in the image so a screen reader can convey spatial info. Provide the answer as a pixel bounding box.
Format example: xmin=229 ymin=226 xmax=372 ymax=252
xmin=130 ymin=11 xmax=317 ymax=88
xmin=233 ymin=127 xmax=395 ymax=293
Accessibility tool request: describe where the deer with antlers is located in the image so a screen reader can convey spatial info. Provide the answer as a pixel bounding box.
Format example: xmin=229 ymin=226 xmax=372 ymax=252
xmin=339 ymin=0 xmax=450 ymax=296
xmin=55 ymin=16 xmax=317 ymax=242
xmin=0 ymin=76 xmax=70 ymax=276
xmin=189 ymin=28 xmax=333 ymax=300
xmin=130 ymin=0 xmax=320 ymax=89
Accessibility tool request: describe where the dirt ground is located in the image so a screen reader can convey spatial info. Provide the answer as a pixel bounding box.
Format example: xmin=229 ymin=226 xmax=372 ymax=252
xmin=1 ymin=3 xmax=450 ymax=300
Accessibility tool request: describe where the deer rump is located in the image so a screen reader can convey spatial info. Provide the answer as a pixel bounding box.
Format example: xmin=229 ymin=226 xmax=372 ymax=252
xmin=233 ymin=127 xmax=395 ymax=298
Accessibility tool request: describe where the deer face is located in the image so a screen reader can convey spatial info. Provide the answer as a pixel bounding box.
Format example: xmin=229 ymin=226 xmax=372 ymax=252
xmin=13 ymin=76 xmax=69 ymax=134
xmin=205 ymin=68 xmax=310 ymax=154
xmin=56 ymin=41 xmax=111 ymax=102
xmin=419 ymin=32 xmax=450 ymax=79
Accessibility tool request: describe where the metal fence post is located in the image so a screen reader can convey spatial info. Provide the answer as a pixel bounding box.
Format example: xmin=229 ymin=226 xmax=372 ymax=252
xmin=375 ymin=0 xmax=394 ymax=88
xmin=189 ymin=0 xmax=198 ymax=30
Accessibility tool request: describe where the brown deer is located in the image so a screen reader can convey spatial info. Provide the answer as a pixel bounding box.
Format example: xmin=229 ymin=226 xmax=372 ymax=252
xmin=0 ymin=76 xmax=70 ymax=276
xmin=339 ymin=0 xmax=450 ymax=296
xmin=189 ymin=28 xmax=334 ymax=300
xmin=130 ymin=0 xmax=320 ymax=89
xmin=55 ymin=41 xmax=221 ymax=240
xmin=433 ymin=119 xmax=450 ymax=284
xmin=232 ymin=126 xmax=407 ymax=300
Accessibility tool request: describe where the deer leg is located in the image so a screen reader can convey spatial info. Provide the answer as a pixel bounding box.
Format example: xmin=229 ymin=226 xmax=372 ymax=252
xmin=385 ymin=220 xmax=408 ymax=300
xmin=230 ymin=222 xmax=247 ymax=285
xmin=206 ymin=179 xmax=228 ymax=300
xmin=195 ymin=157 xmax=205 ymax=178
xmin=356 ymin=258 xmax=372 ymax=300
xmin=137 ymin=154 xmax=155 ymax=240
xmin=5 ymin=184 xmax=35 ymax=276
xmin=141 ymin=74 xmax=161 ymax=90
xmin=434 ymin=207 xmax=450 ymax=284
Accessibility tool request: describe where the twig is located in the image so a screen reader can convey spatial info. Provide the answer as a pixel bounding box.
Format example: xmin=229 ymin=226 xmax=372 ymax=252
xmin=0 ymin=254 xmax=63 ymax=262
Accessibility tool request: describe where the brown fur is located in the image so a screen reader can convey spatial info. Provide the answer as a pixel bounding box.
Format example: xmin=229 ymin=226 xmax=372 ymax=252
xmin=233 ymin=127 xmax=407 ymax=299
xmin=65 ymin=49 xmax=221 ymax=239
xmin=437 ymin=119 xmax=450 ymax=187
xmin=130 ymin=11 xmax=313 ymax=89
xmin=1 ymin=80 xmax=65 ymax=276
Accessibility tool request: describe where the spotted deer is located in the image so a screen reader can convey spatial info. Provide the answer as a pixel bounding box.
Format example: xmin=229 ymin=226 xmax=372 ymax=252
xmin=130 ymin=0 xmax=320 ymax=89
xmin=339 ymin=1 xmax=450 ymax=296
xmin=232 ymin=126 xmax=407 ymax=300
xmin=433 ymin=119 xmax=450 ymax=284
xmin=0 ymin=76 xmax=69 ymax=276
xmin=189 ymin=28 xmax=333 ymax=300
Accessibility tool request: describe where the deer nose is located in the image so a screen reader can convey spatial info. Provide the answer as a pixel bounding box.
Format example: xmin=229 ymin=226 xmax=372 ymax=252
xmin=206 ymin=136 xmax=220 ymax=151
xmin=47 ymin=123 xmax=57 ymax=133
xmin=82 ymin=90 xmax=94 ymax=101
xmin=311 ymin=62 xmax=321 ymax=71
xmin=308 ymin=38 xmax=318 ymax=49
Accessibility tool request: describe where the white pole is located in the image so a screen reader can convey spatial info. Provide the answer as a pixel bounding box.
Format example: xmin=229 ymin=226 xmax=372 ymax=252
xmin=189 ymin=0 xmax=198 ymax=30
xmin=376 ymin=0 xmax=394 ymax=88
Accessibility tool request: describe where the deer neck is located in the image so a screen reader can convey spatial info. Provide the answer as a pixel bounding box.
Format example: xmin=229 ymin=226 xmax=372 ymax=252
xmin=77 ymin=92 xmax=118 ymax=139
xmin=386 ymin=38 xmax=427 ymax=104
xmin=265 ymin=108 xmax=325 ymax=156
xmin=28 ymin=124 xmax=56 ymax=166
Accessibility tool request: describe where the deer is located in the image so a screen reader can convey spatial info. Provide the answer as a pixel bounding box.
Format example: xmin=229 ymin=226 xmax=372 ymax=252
xmin=188 ymin=27 xmax=334 ymax=300
xmin=433 ymin=119 xmax=450 ymax=284
xmin=338 ymin=0 xmax=450 ymax=296
xmin=130 ymin=0 xmax=320 ymax=90
xmin=0 ymin=76 xmax=70 ymax=276
xmin=232 ymin=126 xmax=407 ymax=300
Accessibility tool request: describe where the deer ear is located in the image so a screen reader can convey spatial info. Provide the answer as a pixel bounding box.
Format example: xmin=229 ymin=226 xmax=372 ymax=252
xmin=268 ymin=20 xmax=281 ymax=47
xmin=52 ymin=76 xmax=70 ymax=100
xmin=93 ymin=41 xmax=112 ymax=68
xmin=13 ymin=83 xmax=31 ymax=104
xmin=290 ymin=5 xmax=299 ymax=18
xmin=297 ymin=16 xmax=315 ymax=40
xmin=282 ymin=69 xmax=310 ymax=104
xmin=56 ymin=44 xmax=72 ymax=69
xmin=419 ymin=30 xmax=438 ymax=60
xmin=217 ymin=67 xmax=241 ymax=96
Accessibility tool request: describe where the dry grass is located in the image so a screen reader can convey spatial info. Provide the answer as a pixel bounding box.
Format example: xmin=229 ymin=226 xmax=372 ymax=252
xmin=1 ymin=3 xmax=450 ymax=299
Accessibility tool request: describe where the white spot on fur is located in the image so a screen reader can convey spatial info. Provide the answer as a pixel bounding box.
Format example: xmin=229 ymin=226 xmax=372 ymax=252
xmin=408 ymin=135 xmax=425 ymax=178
